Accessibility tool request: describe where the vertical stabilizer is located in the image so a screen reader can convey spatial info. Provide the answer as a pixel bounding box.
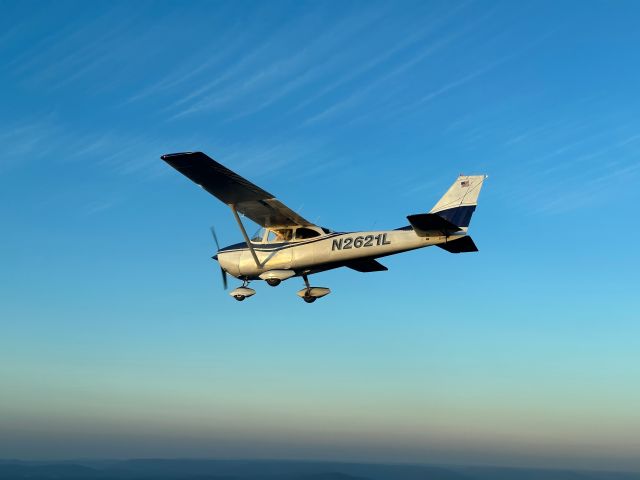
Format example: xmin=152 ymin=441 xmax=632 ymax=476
xmin=430 ymin=175 xmax=487 ymax=230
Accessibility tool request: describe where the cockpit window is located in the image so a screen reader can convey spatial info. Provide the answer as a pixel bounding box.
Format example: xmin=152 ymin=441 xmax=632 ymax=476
xmin=295 ymin=227 xmax=321 ymax=239
xmin=272 ymin=229 xmax=293 ymax=241
xmin=321 ymin=227 xmax=334 ymax=234
xmin=251 ymin=227 xmax=265 ymax=242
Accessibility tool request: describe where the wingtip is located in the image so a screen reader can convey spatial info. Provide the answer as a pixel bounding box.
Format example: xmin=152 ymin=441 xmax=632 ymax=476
xmin=160 ymin=151 xmax=198 ymax=161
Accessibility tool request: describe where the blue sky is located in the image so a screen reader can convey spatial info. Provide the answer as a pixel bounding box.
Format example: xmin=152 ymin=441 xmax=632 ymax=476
xmin=1 ymin=0 xmax=640 ymax=471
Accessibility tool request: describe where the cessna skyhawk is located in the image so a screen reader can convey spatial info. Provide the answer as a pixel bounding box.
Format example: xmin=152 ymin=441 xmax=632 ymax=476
xmin=162 ymin=152 xmax=487 ymax=303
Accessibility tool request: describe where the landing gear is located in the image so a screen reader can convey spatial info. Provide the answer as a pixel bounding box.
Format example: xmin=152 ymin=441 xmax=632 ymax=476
xmin=228 ymin=276 xmax=331 ymax=303
xmin=302 ymin=274 xmax=313 ymax=302
xmin=266 ymin=278 xmax=281 ymax=287
xmin=296 ymin=274 xmax=330 ymax=304
xmin=229 ymin=279 xmax=256 ymax=302
xmin=259 ymin=269 xmax=295 ymax=285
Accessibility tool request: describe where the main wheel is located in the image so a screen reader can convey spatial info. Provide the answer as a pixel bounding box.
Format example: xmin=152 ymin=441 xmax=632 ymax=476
xmin=266 ymin=278 xmax=281 ymax=287
xmin=234 ymin=295 xmax=246 ymax=302
xmin=303 ymin=296 xmax=316 ymax=304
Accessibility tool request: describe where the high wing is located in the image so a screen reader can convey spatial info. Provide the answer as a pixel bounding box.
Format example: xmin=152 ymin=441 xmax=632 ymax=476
xmin=161 ymin=152 xmax=314 ymax=228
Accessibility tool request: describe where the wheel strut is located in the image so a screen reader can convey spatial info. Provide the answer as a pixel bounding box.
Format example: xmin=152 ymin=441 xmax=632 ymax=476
xmin=301 ymin=274 xmax=314 ymax=302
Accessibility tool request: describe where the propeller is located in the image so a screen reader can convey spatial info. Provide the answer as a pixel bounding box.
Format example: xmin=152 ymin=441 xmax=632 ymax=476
xmin=210 ymin=226 xmax=228 ymax=290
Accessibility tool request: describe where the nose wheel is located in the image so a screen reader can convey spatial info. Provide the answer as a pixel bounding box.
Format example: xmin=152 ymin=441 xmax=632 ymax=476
xmin=229 ymin=280 xmax=256 ymax=302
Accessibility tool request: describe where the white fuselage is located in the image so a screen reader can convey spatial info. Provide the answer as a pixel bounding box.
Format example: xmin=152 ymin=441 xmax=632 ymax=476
xmin=217 ymin=229 xmax=462 ymax=280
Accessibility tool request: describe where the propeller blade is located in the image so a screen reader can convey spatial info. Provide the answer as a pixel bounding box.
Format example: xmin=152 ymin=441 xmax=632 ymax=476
xmin=210 ymin=227 xmax=227 ymax=290
xmin=209 ymin=226 xmax=221 ymax=251
xmin=221 ymin=267 xmax=228 ymax=290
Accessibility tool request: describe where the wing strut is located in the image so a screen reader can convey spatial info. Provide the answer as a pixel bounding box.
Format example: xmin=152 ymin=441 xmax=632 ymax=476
xmin=230 ymin=204 xmax=261 ymax=268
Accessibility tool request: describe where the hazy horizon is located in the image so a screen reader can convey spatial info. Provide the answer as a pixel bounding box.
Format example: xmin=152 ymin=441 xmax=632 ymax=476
xmin=2 ymin=458 xmax=640 ymax=475
xmin=0 ymin=458 xmax=640 ymax=480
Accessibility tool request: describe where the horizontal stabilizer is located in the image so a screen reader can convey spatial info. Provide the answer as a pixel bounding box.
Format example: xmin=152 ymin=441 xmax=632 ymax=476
xmin=344 ymin=258 xmax=388 ymax=272
xmin=438 ymin=235 xmax=478 ymax=253
xmin=407 ymin=213 xmax=461 ymax=237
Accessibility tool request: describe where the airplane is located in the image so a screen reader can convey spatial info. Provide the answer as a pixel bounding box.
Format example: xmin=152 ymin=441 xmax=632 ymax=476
xmin=162 ymin=151 xmax=487 ymax=303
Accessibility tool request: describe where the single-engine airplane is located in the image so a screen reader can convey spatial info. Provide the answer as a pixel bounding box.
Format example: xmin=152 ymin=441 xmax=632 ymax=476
xmin=162 ymin=152 xmax=487 ymax=303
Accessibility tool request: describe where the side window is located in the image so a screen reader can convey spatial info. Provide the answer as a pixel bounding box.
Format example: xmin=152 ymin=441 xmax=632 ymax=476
xmin=273 ymin=229 xmax=293 ymax=241
xmin=295 ymin=227 xmax=321 ymax=239
xmin=267 ymin=230 xmax=278 ymax=242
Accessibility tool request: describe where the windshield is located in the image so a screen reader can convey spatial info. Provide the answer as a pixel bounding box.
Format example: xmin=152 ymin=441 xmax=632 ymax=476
xmin=251 ymin=227 xmax=265 ymax=242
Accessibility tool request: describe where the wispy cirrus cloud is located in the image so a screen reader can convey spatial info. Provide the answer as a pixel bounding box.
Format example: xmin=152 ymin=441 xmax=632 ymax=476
xmin=82 ymin=198 xmax=122 ymax=216
xmin=0 ymin=115 xmax=181 ymax=181
xmin=0 ymin=118 xmax=68 ymax=173
xmin=531 ymin=157 xmax=640 ymax=215
xmin=223 ymin=9 xmax=400 ymax=123
xmin=388 ymin=31 xmax=555 ymax=123
xmin=168 ymin=6 xmax=389 ymax=120
xmin=9 ymin=5 xmax=137 ymax=88
xmin=213 ymin=136 xmax=330 ymax=182
xmin=301 ymin=31 xmax=461 ymax=127
xmin=123 ymin=45 xmax=236 ymax=106
xmin=165 ymin=37 xmax=285 ymax=118
xmin=299 ymin=4 xmax=506 ymax=127
xmin=497 ymin=120 xmax=640 ymax=215
xmin=287 ymin=3 xmax=469 ymax=118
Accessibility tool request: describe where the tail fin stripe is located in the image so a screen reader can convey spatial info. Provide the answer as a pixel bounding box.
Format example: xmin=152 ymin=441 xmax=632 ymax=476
xmin=435 ymin=205 xmax=476 ymax=228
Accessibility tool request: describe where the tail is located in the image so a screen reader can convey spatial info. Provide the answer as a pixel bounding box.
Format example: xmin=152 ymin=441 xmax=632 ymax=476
xmin=430 ymin=174 xmax=487 ymax=231
xmin=405 ymin=175 xmax=487 ymax=250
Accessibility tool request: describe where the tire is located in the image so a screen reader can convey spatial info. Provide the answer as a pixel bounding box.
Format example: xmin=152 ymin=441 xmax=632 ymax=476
xmin=234 ymin=295 xmax=245 ymax=302
xmin=303 ymin=296 xmax=316 ymax=304
xmin=266 ymin=278 xmax=281 ymax=287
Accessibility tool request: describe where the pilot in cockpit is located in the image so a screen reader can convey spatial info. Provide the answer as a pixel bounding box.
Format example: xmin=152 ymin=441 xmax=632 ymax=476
xmin=273 ymin=228 xmax=293 ymax=241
